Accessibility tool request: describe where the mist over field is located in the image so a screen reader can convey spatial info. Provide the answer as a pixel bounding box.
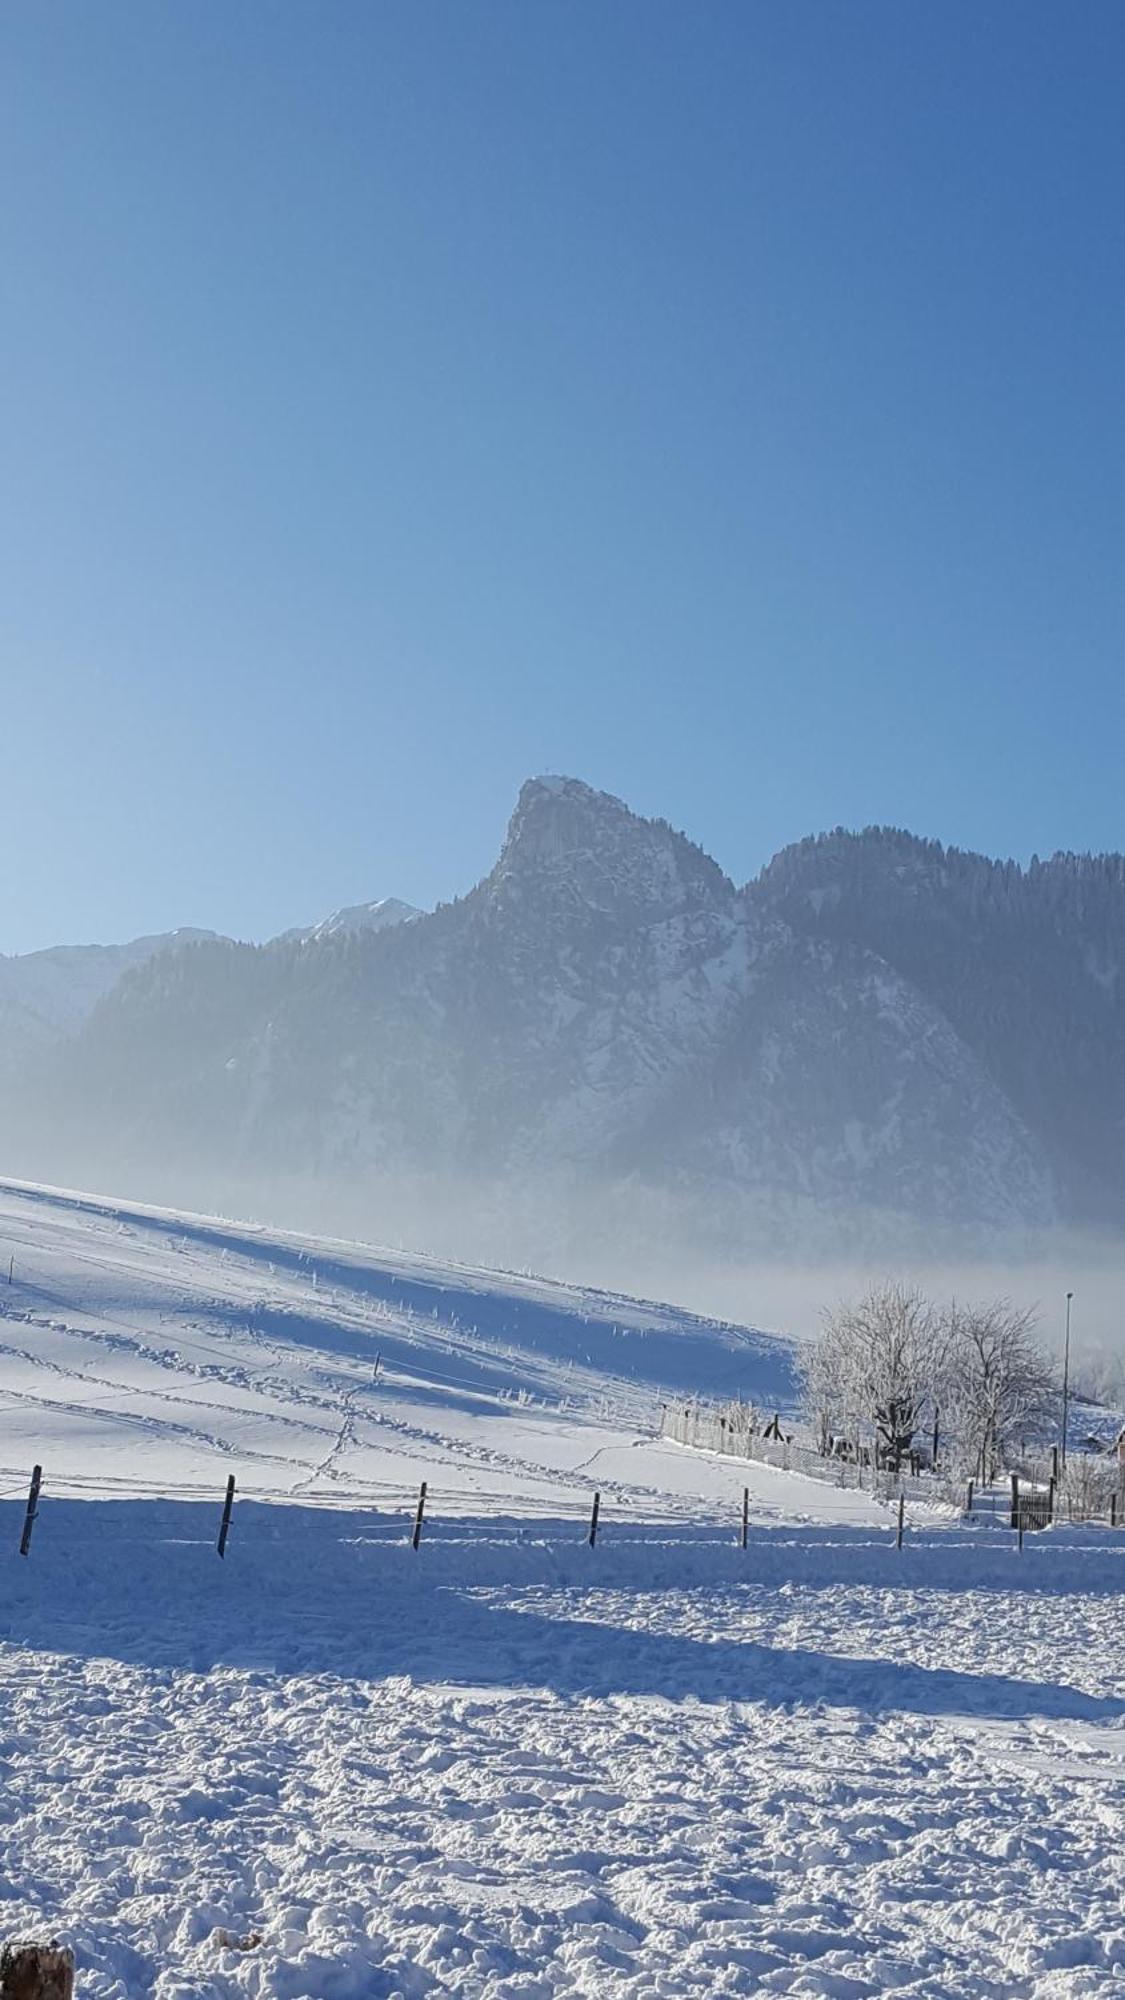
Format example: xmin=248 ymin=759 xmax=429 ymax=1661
xmin=8 ymin=1136 xmax=1123 ymax=1401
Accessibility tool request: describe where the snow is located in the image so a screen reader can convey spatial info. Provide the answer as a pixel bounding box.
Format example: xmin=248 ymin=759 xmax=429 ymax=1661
xmin=285 ymin=900 xmax=422 ymax=946
xmin=0 ymin=1181 xmax=1121 ymax=1997
xmin=0 ymin=1179 xmax=796 ymax=1515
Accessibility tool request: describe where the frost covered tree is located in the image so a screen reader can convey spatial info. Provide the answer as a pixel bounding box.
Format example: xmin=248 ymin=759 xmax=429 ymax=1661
xmin=942 ymin=1300 xmax=1056 ymax=1482
xmin=808 ymin=1288 xmax=1059 ymax=1484
xmin=804 ymin=1282 xmax=938 ymax=1471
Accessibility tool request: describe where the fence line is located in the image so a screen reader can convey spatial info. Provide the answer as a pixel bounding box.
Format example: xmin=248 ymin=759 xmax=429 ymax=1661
xmin=3 ymin=1454 xmax=1125 ymax=1571
xmin=666 ymin=1399 xmax=1125 ymax=1527
xmin=660 ymin=1401 xmax=942 ymax=1505
xmin=0 ymin=1462 xmax=614 ymax=1519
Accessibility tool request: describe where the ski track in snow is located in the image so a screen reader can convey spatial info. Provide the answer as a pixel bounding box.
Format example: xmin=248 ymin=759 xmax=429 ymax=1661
xmin=0 ymin=1180 xmax=1118 ymax=1997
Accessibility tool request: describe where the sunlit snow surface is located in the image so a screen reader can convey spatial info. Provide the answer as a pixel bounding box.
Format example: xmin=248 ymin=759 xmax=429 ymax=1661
xmin=0 ymin=1178 xmax=802 ymax=1518
xmin=0 ymin=1181 xmax=1121 ymax=1998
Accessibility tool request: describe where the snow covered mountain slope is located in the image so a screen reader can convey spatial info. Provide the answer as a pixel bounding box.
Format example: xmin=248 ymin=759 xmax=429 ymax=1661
xmin=752 ymin=827 xmax=1125 ymax=1223
xmin=645 ymin=932 xmax=1055 ymax=1233
xmin=0 ymin=1177 xmax=807 ymax=1520
xmin=279 ymin=896 xmax=422 ymax=945
xmin=8 ymin=776 xmax=1064 ymax=1255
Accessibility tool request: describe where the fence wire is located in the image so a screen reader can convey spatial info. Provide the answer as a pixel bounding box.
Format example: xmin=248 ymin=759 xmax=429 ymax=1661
xmin=662 ymin=1400 xmax=954 ymax=1507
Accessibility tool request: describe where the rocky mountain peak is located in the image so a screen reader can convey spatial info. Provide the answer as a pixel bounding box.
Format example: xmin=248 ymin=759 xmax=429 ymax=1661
xmin=485 ymin=775 xmax=734 ymax=926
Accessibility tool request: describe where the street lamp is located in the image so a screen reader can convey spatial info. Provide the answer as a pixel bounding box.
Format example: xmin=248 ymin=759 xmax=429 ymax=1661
xmin=1061 ymin=1291 xmax=1073 ymax=1465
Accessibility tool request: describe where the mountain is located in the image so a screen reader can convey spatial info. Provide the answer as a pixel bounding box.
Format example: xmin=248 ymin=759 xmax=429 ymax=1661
xmin=0 ymin=928 xmax=220 ymax=1065
xmin=7 ymin=775 xmax=1103 ymax=1265
xmin=749 ymin=829 xmax=1125 ymax=1225
xmin=279 ymin=897 xmax=422 ymax=946
xmin=0 ymin=896 xmax=421 ymax=1068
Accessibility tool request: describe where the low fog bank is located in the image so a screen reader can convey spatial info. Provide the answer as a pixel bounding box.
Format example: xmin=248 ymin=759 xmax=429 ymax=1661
xmin=627 ymin=1255 xmax=1125 ymax=1400
xmin=8 ymin=1140 xmax=1123 ymax=1402
xmin=488 ymin=1237 xmax=1125 ymax=1406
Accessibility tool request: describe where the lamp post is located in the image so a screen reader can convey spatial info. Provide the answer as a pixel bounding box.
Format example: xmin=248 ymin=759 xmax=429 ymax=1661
xmin=1061 ymin=1290 xmax=1073 ymax=1465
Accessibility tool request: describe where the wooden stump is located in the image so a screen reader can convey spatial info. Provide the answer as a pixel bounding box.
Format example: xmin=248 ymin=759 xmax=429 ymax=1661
xmin=0 ymin=1942 xmax=75 ymax=2000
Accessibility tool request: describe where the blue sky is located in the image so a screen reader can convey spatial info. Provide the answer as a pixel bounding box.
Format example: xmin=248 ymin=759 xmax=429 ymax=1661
xmin=3 ymin=3 xmax=1124 ymax=951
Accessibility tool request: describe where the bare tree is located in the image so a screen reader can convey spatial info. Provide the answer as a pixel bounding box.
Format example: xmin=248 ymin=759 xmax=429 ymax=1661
xmin=802 ymin=1325 xmax=852 ymax=1458
xmin=804 ymin=1282 xmax=937 ymax=1473
xmin=924 ymin=1305 xmax=964 ymax=1473
xmin=943 ymin=1299 xmax=1056 ymax=1483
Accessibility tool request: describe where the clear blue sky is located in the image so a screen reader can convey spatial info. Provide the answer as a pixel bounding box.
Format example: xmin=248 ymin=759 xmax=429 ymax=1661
xmin=3 ymin=3 xmax=1124 ymax=952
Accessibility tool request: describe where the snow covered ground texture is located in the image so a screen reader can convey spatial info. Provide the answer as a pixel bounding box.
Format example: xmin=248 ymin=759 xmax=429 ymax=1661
xmin=0 ymin=1182 xmax=1121 ymax=1999
xmin=0 ymin=1178 xmax=800 ymax=1521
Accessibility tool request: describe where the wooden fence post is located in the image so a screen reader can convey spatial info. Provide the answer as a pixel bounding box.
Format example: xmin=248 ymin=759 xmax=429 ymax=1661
xmin=217 ymin=1474 xmax=235 ymax=1559
xmin=19 ymin=1468 xmax=41 ymax=1559
xmin=1010 ymin=1473 xmax=1019 ymax=1531
xmin=1111 ymin=1491 xmax=1118 ymax=1529
xmin=966 ymin=1478 xmax=974 ymax=1516
xmin=588 ymin=1491 xmax=600 ymax=1549
xmin=0 ymin=1940 xmax=74 ymax=1999
xmin=1048 ymin=1475 xmax=1056 ymax=1522
xmin=896 ymin=1494 xmax=905 ymax=1550
xmin=740 ymin=1486 xmax=749 ymax=1550
xmin=411 ymin=1481 xmax=427 ymax=1551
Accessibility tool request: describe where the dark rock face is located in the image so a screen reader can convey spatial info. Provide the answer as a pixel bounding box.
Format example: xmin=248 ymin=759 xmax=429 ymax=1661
xmin=0 ymin=1941 xmax=75 ymax=2000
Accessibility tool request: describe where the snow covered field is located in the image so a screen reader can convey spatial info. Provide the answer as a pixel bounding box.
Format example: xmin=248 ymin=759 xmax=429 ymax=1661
xmin=0 ymin=1178 xmax=802 ymax=1523
xmin=0 ymin=1182 xmax=1121 ymax=1997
